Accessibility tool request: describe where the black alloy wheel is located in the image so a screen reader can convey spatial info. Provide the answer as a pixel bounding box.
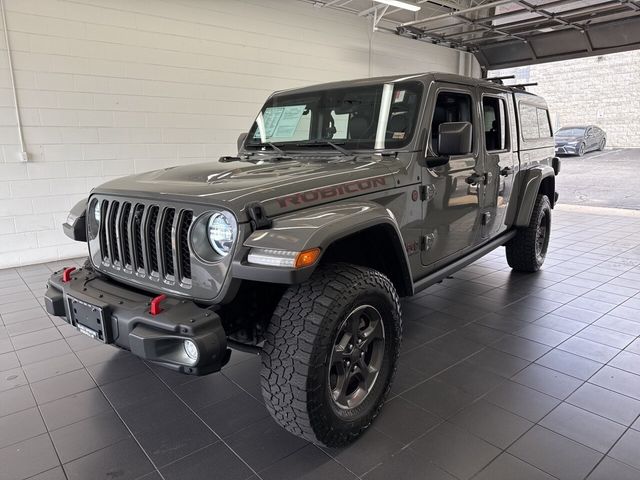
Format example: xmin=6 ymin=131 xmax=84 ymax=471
xmin=534 ymin=209 xmax=550 ymax=264
xmin=328 ymin=305 xmax=385 ymax=410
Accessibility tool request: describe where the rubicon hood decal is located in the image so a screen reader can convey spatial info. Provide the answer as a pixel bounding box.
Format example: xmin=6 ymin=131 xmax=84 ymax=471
xmin=275 ymin=176 xmax=388 ymax=208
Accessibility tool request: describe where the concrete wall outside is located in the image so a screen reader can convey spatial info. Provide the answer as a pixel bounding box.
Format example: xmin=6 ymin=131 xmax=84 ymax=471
xmin=0 ymin=0 xmax=474 ymax=268
xmin=491 ymin=50 xmax=640 ymax=148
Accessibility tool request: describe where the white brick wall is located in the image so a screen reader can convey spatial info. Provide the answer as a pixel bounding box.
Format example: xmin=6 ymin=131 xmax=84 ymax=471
xmin=0 ymin=0 xmax=473 ymax=268
xmin=492 ymin=51 xmax=640 ymax=148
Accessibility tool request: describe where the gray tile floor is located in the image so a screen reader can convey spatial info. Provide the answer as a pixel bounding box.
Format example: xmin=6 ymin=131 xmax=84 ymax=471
xmin=2 ymin=207 xmax=640 ymax=480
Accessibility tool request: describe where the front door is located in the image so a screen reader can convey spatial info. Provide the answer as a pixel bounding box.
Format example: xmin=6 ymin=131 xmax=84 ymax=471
xmin=585 ymin=127 xmax=598 ymax=151
xmin=479 ymin=90 xmax=516 ymax=238
xmin=421 ymin=85 xmax=484 ymax=266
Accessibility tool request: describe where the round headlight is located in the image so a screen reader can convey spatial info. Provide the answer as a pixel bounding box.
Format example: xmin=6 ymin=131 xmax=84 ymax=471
xmin=93 ymin=201 xmax=101 ymax=224
xmin=207 ymin=212 xmax=236 ymax=256
xmin=87 ymin=200 xmax=101 ymax=240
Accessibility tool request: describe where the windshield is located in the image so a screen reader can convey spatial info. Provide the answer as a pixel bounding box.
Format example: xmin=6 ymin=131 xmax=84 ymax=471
xmin=246 ymin=81 xmax=423 ymax=151
xmin=556 ymin=128 xmax=585 ymax=137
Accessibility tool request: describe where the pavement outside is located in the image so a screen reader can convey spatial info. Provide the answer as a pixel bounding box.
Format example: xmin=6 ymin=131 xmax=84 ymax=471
xmin=556 ymin=148 xmax=640 ymax=210
xmin=1 ymin=209 xmax=640 ymax=480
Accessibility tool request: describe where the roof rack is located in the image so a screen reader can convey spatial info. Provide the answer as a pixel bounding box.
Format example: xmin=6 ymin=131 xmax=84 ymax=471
xmin=508 ymin=82 xmax=538 ymax=90
xmin=485 ymin=75 xmax=515 ymax=85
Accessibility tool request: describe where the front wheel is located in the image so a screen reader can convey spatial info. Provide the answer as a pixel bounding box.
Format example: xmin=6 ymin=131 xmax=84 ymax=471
xmin=577 ymin=143 xmax=585 ymax=156
xmin=506 ymin=194 xmax=551 ymax=272
xmin=260 ymin=264 xmax=402 ymax=447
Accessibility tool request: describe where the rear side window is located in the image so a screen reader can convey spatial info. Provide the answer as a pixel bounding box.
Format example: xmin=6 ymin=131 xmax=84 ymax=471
xmin=520 ymin=103 xmax=551 ymax=140
xmin=482 ymin=96 xmax=508 ymax=151
xmin=537 ymin=109 xmax=552 ymax=138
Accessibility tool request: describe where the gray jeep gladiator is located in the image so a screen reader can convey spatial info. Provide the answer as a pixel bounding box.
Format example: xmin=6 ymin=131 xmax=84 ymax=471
xmin=46 ymin=72 xmax=560 ymax=447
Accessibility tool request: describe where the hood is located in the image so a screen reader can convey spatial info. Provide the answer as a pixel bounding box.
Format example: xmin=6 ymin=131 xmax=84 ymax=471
xmin=555 ymin=136 xmax=581 ymax=143
xmin=93 ymin=156 xmax=398 ymax=222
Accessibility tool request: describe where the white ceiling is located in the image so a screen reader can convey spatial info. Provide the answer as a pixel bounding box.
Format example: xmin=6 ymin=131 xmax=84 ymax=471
xmin=300 ymin=0 xmax=640 ymax=70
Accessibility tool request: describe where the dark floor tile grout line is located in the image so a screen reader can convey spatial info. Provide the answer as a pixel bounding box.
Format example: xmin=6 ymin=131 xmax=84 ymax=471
xmin=143 ymin=361 xmax=267 ymax=480
xmin=38 ymin=304 xmax=167 ymax=480
xmin=79 ymin=373 xmax=168 ymax=480
xmin=2 ymin=314 xmax=71 ymax=480
xmin=582 ymin=411 xmax=640 ymax=479
xmin=468 ymin=434 xmax=562 ymax=480
xmin=397 ymin=312 xmax=639 ymax=478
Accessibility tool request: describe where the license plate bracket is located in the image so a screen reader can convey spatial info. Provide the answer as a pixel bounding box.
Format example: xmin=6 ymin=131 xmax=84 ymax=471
xmin=68 ymin=296 xmax=111 ymax=343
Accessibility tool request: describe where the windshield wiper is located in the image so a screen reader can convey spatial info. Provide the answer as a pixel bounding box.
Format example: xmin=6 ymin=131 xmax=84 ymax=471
xmin=244 ymin=142 xmax=294 ymax=161
xmin=294 ymin=140 xmax=354 ymax=156
xmin=261 ymin=142 xmax=287 ymax=155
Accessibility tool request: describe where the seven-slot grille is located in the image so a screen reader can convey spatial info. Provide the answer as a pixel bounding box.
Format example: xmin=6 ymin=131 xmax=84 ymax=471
xmin=97 ymin=200 xmax=193 ymax=284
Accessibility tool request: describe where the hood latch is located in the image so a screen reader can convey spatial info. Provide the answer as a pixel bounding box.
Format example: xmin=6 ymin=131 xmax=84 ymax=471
xmin=246 ymin=202 xmax=272 ymax=231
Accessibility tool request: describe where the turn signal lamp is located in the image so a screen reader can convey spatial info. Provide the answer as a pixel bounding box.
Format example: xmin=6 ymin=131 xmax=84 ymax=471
xmin=248 ymin=247 xmax=321 ymax=269
xmin=295 ymin=248 xmax=321 ymax=268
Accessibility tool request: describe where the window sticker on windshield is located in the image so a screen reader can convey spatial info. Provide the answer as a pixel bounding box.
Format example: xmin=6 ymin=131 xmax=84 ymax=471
xmin=260 ymin=107 xmax=284 ymax=138
xmin=392 ymin=132 xmax=405 ymax=139
xmin=274 ymin=105 xmax=306 ymax=137
xmin=394 ymin=90 xmax=406 ymax=103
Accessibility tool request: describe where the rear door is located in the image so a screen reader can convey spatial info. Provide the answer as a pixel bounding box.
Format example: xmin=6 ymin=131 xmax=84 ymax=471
xmin=479 ymin=89 xmax=517 ymax=238
xmin=421 ymin=83 xmax=484 ymax=266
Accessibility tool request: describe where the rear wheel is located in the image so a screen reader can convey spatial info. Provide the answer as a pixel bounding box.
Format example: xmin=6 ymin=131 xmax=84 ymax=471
xmin=260 ymin=264 xmax=402 ymax=447
xmin=599 ymin=139 xmax=606 ymax=151
xmin=506 ymin=194 xmax=551 ymax=272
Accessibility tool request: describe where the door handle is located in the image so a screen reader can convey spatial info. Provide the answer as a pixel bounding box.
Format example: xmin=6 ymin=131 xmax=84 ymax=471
xmin=465 ymin=173 xmax=485 ymax=185
xmin=500 ymin=166 xmax=512 ymax=177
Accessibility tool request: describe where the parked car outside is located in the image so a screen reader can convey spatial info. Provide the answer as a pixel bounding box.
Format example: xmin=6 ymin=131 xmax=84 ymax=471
xmin=555 ymin=125 xmax=606 ymax=156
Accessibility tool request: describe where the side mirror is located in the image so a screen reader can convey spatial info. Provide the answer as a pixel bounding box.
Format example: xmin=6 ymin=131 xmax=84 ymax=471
xmin=438 ymin=122 xmax=472 ymax=156
xmin=237 ymin=132 xmax=248 ymax=152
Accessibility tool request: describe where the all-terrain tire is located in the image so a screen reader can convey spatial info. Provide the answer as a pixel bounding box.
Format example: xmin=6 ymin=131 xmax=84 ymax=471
xmin=260 ymin=263 xmax=402 ymax=447
xmin=506 ymin=194 xmax=551 ymax=272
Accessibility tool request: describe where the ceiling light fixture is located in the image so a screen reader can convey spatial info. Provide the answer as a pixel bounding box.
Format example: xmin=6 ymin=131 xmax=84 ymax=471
xmin=374 ymin=0 xmax=421 ymax=12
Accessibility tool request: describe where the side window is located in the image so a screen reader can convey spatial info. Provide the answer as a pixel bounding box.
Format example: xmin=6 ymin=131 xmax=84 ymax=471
xmin=431 ymin=91 xmax=474 ymax=154
xmin=482 ymin=96 xmax=508 ymax=151
xmin=520 ymin=103 xmax=552 ymax=140
xmin=520 ymin=104 xmax=539 ymax=140
xmin=537 ymin=109 xmax=552 ymax=138
xmin=331 ymin=110 xmax=350 ymax=139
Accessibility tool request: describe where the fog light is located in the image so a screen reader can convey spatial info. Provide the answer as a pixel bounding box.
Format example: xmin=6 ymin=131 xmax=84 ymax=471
xmin=183 ymin=339 xmax=199 ymax=364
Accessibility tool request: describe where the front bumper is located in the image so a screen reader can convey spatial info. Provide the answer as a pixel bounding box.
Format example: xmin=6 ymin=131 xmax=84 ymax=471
xmin=45 ymin=266 xmax=229 ymax=375
xmin=555 ymin=145 xmax=577 ymax=155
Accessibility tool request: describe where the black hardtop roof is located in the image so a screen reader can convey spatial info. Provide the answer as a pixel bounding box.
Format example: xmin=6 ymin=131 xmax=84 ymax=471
xmin=274 ymin=72 xmax=545 ymax=99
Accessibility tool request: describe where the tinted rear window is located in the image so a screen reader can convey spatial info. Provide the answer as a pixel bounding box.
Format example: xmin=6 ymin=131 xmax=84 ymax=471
xmin=520 ymin=103 xmax=552 ymax=140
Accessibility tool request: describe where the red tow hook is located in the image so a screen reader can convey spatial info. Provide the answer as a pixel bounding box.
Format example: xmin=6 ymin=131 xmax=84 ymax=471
xmin=62 ymin=267 xmax=76 ymax=283
xmin=150 ymin=294 xmax=167 ymax=316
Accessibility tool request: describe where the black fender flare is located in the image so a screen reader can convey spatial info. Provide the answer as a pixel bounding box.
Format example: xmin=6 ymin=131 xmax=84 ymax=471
xmin=234 ymin=200 xmax=413 ymax=294
xmin=505 ymin=165 xmax=556 ymax=228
